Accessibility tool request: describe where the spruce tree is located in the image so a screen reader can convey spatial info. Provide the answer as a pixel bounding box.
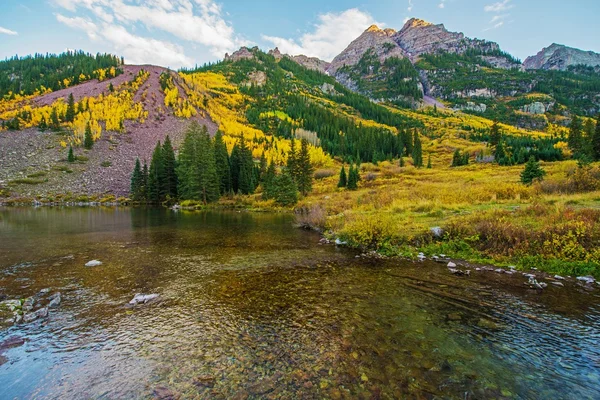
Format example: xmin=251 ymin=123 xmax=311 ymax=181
xmin=495 ymin=140 xmax=509 ymax=165
xmin=142 ymin=162 xmax=149 ymax=200
xmin=412 ymin=131 xmax=423 ymax=168
xmin=452 ymin=149 xmax=461 ymax=167
xmin=230 ymin=143 xmax=241 ymax=193
xmin=39 ymin=115 xmax=47 ymax=131
xmin=197 ymin=125 xmax=220 ymax=203
xmin=287 ymin=138 xmax=298 ymax=183
xmin=50 ymin=107 xmax=60 ymax=131
xmin=84 ymin=122 xmax=94 ymax=149
xmin=338 ymin=165 xmax=347 ymax=188
xmin=65 ymin=93 xmax=76 ymax=123
xmin=272 ymin=172 xmax=298 ymax=206
xmin=147 ymin=142 xmax=163 ymax=204
xmin=130 ymin=158 xmax=143 ymax=201
xmin=347 ymin=164 xmax=359 ymax=190
xmin=399 ymin=157 xmax=405 ymax=167
xmin=426 ymin=154 xmax=432 ymax=169
xmin=161 ymin=135 xmax=178 ymax=200
xmin=214 ymin=130 xmax=231 ymax=194
xmin=489 ymin=120 xmax=501 ymax=146
xmin=594 ymin=116 xmax=600 ymax=161
xmin=259 ymin=152 xmax=267 ymax=182
xmin=296 ymin=139 xmax=314 ymax=196
xmin=67 ymin=146 xmax=75 ymax=163
xmin=262 ymin=161 xmax=277 ymax=200
xmin=521 ymin=156 xmax=546 ymax=185
xmin=237 ymin=136 xmax=254 ymax=195
xmin=568 ymin=116 xmax=584 ymax=158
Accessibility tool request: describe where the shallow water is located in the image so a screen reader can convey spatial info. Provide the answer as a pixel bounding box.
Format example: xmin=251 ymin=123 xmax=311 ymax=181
xmin=1 ymin=207 xmax=599 ymax=399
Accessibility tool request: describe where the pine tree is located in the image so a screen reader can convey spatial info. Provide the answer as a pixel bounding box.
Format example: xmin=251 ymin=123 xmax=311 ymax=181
xmin=214 ymin=130 xmax=231 ymax=194
xmin=521 ymin=156 xmax=546 ymax=185
xmin=287 ymin=138 xmax=298 ymax=183
xmin=399 ymin=157 xmax=405 ymax=167
xmin=272 ymin=172 xmax=298 ymax=206
xmin=65 ymin=93 xmax=76 ymax=123
xmin=161 ymin=135 xmax=178 ymax=200
xmin=67 ymin=146 xmax=75 ymax=163
xmin=39 ymin=115 xmax=47 ymax=131
xmin=495 ymin=139 xmax=509 ymax=165
xmin=347 ymin=164 xmax=359 ymax=190
xmin=452 ymin=149 xmax=461 ymax=167
xmin=426 ymin=154 xmax=432 ymax=169
xmin=130 ymin=158 xmax=143 ymax=201
xmin=142 ymin=162 xmax=149 ymax=200
xmin=230 ymin=143 xmax=241 ymax=193
xmin=147 ymin=142 xmax=163 ymax=204
xmin=50 ymin=107 xmax=60 ymax=131
xmin=489 ymin=120 xmax=501 ymax=146
xmin=84 ymin=121 xmax=94 ymax=149
xmin=237 ymin=136 xmax=255 ymax=195
xmin=259 ymin=152 xmax=267 ymax=182
xmin=594 ymin=116 xmax=600 ymax=161
xmin=568 ymin=116 xmax=584 ymax=158
xmin=296 ymin=139 xmax=314 ymax=196
xmin=338 ymin=165 xmax=347 ymax=188
xmin=109 ymin=82 xmax=114 ymax=92
xmin=262 ymin=161 xmax=277 ymax=200
xmin=412 ymin=131 xmax=423 ymax=168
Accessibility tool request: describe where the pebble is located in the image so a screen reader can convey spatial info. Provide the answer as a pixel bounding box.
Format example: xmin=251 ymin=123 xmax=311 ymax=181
xmin=85 ymin=260 xmax=102 ymax=267
xmin=447 ymin=262 xmax=457 ymax=268
xmin=129 ymin=293 xmax=160 ymax=305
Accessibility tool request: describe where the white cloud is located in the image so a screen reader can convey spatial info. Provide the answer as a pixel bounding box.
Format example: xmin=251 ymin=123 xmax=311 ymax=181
xmin=483 ymin=14 xmax=510 ymax=31
xmin=0 ymin=26 xmax=18 ymax=35
xmin=484 ymin=0 xmax=514 ymax=13
xmin=407 ymin=0 xmax=413 ymax=12
xmin=55 ymin=13 xmax=194 ymax=68
xmin=438 ymin=1 xmax=446 ymax=9
xmin=261 ymin=8 xmax=381 ymax=62
xmin=52 ymin=0 xmax=247 ymax=65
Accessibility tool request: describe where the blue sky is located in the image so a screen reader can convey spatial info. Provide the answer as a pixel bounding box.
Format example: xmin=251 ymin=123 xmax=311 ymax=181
xmin=1 ymin=0 xmax=599 ymax=69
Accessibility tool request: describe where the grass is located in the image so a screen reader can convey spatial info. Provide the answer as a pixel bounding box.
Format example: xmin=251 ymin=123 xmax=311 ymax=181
xmin=10 ymin=177 xmax=47 ymax=185
xmin=101 ymin=161 xmax=112 ymax=168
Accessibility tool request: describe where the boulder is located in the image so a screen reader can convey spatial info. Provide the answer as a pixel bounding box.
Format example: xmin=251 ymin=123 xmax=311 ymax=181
xmin=447 ymin=261 xmax=457 ymax=268
xmin=23 ymin=307 xmax=48 ymax=323
xmin=577 ymin=276 xmax=595 ymax=284
xmin=48 ymin=293 xmax=61 ymax=308
xmin=430 ymin=226 xmax=444 ymax=238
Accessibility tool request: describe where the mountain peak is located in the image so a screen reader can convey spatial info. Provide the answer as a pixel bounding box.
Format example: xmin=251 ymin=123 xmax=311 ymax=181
xmin=366 ymin=24 xmax=382 ymax=33
xmin=402 ymin=18 xmax=435 ymax=30
xmin=524 ymin=43 xmax=600 ymax=70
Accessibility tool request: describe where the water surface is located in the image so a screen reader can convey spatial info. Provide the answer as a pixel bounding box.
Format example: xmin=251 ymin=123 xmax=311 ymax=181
xmin=1 ymin=207 xmax=599 ymax=399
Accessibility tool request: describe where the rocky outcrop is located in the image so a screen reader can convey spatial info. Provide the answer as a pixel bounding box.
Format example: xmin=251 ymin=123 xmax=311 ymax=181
xmin=524 ymin=43 xmax=600 ymax=71
xmin=393 ymin=18 xmax=500 ymax=61
xmin=327 ymin=25 xmax=407 ymax=75
xmin=453 ymin=102 xmax=487 ymax=113
xmin=224 ymin=47 xmax=257 ymax=62
xmin=520 ymin=101 xmax=554 ymax=115
xmin=289 ymin=55 xmax=330 ymax=74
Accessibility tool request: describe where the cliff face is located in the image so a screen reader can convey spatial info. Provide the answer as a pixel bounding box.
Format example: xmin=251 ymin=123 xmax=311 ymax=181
xmin=524 ymin=43 xmax=600 ymax=70
xmin=326 ymin=25 xmax=406 ymax=75
xmin=393 ymin=18 xmax=499 ymax=61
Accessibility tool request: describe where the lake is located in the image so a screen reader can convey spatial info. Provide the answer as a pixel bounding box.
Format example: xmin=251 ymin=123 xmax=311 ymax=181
xmin=1 ymin=207 xmax=600 ymax=399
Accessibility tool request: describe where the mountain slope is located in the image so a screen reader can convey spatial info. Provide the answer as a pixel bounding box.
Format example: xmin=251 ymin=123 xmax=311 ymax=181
xmin=524 ymin=43 xmax=600 ymax=71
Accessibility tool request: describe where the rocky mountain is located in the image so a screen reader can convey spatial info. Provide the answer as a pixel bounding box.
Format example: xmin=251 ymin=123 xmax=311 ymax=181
xmin=524 ymin=43 xmax=600 ymax=71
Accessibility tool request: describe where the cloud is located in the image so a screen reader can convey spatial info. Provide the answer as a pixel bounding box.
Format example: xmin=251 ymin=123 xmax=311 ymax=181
xmin=407 ymin=0 xmax=413 ymax=12
xmin=483 ymin=14 xmax=510 ymax=31
xmin=52 ymin=0 xmax=247 ymax=65
xmin=55 ymin=13 xmax=194 ymax=68
xmin=0 ymin=26 xmax=18 ymax=35
xmin=484 ymin=0 xmax=514 ymax=13
xmin=261 ymin=8 xmax=381 ymax=61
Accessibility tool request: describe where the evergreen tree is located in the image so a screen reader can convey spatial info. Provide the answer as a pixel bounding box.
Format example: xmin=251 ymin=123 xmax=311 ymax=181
xmin=338 ymin=165 xmax=347 ymax=188
xmin=161 ymin=135 xmax=178 ymax=200
xmin=84 ymin=121 xmax=94 ymax=149
xmin=50 ymin=107 xmax=60 ymax=131
xmin=197 ymin=125 xmax=220 ymax=203
xmin=259 ymin=152 xmax=267 ymax=182
xmin=109 ymin=82 xmax=114 ymax=92
xmin=521 ymin=156 xmax=546 ymax=185
xmin=495 ymin=139 xmax=509 ymax=165
xmin=568 ymin=116 xmax=584 ymax=158
xmin=147 ymin=142 xmax=164 ymax=204
xmin=67 ymin=146 xmax=75 ymax=163
xmin=262 ymin=161 xmax=277 ymax=200
xmin=347 ymin=164 xmax=359 ymax=190
xmin=230 ymin=143 xmax=241 ymax=193
xmin=399 ymin=157 xmax=405 ymax=167
xmin=296 ymin=139 xmax=314 ymax=196
xmin=214 ymin=131 xmax=231 ymax=194
xmin=594 ymin=116 xmax=600 ymax=161
xmin=452 ymin=149 xmax=461 ymax=167
xmin=38 ymin=115 xmax=47 ymax=131
xmin=412 ymin=131 xmax=423 ymax=168
xmin=489 ymin=120 xmax=501 ymax=146
xmin=237 ymin=136 xmax=255 ymax=195
xmin=65 ymin=93 xmax=76 ymax=123
xmin=130 ymin=158 xmax=143 ymax=201
xmin=426 ymin=154 xmax=432 ymax=169
xmin=142 ymin=161 xmax=149 ymax=200
xmin=272 ymin=172 xmax=298 ymax=206
xmin=287 ymin=138 xmax=298 ymax=183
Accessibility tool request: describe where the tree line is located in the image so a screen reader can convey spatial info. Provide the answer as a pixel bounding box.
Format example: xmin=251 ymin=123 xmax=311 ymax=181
xmin=130 ymin=122 xmax=314 ymax=206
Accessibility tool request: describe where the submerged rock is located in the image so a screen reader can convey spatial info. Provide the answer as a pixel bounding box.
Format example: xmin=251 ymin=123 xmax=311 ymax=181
xmin=23 ymin=307 xmax=48 ymax=323
xmin=129 ymin=293 xmax=160 ymax=305
xmin=577 ymin=276 xmax=595 ymax=285
xmin=526 ymin=276 xmax=547 ymax=290
xmin=85 ymin=260 xmax=103 ymax=267
xmin=447 ymin=262 xmax=457 ymax=268
xmin=48 ymin=293 xmax=61 ymax=308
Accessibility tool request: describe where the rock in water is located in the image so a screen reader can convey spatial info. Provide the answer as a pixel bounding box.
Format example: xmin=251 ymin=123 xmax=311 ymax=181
xmin=23 ymin=307 xmax=48 ymax=323
xmin=85 ymin=260 xmax=102 ymax=267
xmin=48 ymin=293 xmax=61 ymax=308
xmin=447 ymin=261 xmax=457 ymax=268
xmin=129 ymin=293 xmax=160 ymax=305
xmin=577 ymin=276 xmax=595 ymax=284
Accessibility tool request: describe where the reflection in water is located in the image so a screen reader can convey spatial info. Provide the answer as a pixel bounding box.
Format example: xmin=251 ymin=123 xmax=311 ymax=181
xmin=1 ymin=207 xmax=600 ymax=399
